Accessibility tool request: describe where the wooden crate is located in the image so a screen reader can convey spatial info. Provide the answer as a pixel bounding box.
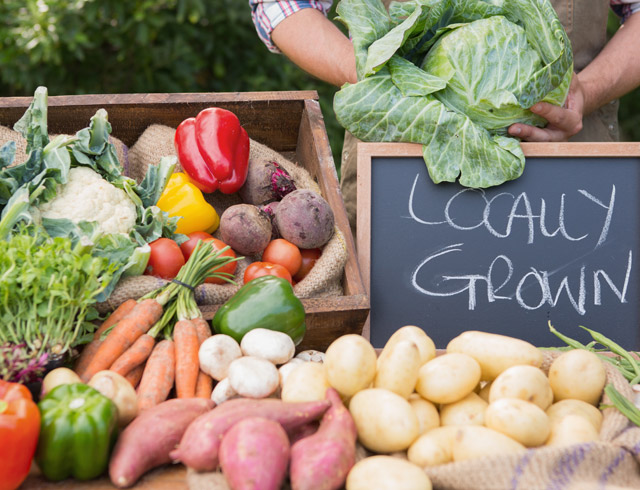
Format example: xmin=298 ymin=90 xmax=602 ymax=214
xmin=0 ymin=91 xmax=370 ymax=351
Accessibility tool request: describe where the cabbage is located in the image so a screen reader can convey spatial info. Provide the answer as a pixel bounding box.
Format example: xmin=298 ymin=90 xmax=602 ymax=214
xmin=333 ymin=0 xmax=573 ymax=188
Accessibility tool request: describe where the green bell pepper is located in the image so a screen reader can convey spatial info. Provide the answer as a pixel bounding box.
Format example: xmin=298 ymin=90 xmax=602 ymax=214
xmin=36 ymin=383 xmax=118 ymax=481
xmin=213 ymin=275 xmax=306 ymax=345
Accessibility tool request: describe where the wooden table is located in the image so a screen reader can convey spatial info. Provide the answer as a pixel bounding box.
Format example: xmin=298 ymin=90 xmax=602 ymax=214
xmin=22 ymin=465 xmax=188 ymax=490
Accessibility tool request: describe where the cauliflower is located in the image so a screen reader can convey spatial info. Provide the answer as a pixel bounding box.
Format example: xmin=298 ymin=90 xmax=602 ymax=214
xmin=38 ymin=166 xmax=137 ymax=235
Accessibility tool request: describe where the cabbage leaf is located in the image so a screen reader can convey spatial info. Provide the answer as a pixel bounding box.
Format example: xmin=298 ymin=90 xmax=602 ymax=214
xmin=333 ymin=0 xmax=573 ymax=188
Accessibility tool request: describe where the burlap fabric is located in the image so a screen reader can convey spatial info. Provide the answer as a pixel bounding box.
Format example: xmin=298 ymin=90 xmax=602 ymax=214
xmin=187 ymin=351 xmax=640 ymax=490
xmin=0 ymin=125 xmax=130 ymax=172
xmin=96 ymin=124 xmax=347 ymax=313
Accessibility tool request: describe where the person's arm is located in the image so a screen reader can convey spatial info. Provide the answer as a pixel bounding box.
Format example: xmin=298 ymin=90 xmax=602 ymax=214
xmin=271 ymin=8 xmax=357 ymax=87
xmin=509 ymin=11 xmax=640 ymax=142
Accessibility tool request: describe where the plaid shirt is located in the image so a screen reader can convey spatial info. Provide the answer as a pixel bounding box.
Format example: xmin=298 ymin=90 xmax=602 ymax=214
xmin=249 ymin=0 xmax=640 ymax=54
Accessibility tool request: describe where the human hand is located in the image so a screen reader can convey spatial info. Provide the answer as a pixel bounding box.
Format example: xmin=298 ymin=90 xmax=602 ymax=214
xmin=508 ymin=75 xmax=585 ymax=142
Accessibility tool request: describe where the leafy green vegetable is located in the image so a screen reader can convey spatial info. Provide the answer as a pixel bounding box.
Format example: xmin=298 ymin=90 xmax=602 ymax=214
xmin=333 ymin=0 xmax=573 ymax=188
xmin=0 ymin=226 xmax=115 ymax=361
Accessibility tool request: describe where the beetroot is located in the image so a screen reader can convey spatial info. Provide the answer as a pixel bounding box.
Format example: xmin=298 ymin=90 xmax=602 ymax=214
xmin=274 ymin=190 xmax=335 ymax=249
xmin=259 ymin=201 xmax=281 ymax=239
xmin=220 ymin=204 xmax=272 ymax=255
xmin=238 ymin=159 xmax=296 ymax=205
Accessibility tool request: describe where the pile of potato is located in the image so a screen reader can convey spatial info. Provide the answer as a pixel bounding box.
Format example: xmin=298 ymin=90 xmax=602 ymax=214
xmin=289 ymin=327 xmax=607 ymax=489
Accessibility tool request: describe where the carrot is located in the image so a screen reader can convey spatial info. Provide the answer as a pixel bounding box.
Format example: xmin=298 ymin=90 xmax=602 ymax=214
xmin=124 ymin=363 xmax=146 ymax=388
xmin=110 ymin=334 xmax=156 ymax=376
xmin=81 ymin=298 xmax=164 ymax=383
xmin=174 ymin=320 xmax=200 ymax=399
xmin=192 ymin=317 xmax=214 ymax=399
xmin=137 ymin=340 xmax=176 ymax=412
xmin=74 ymin=299 xmax=138 ymax=378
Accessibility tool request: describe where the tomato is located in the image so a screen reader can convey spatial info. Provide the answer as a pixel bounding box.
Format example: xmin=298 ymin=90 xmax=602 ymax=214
xmin=144 ymin=238 xmax=186 ymax=279
xmin=180 ymin=231 xmax=215 ymax=261
xmin=203 ymin=238 xmax=237 ymax=284
xmin=244 ymin=262 xmax=293 ymax=285
xmin=293 ymin=248 xmax=322 ymax=282
xmin=262 ymin=239 xmax=302 ymax=276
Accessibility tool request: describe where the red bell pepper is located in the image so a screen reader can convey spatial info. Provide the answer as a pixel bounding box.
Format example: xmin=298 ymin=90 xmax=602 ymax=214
xmin=174 ymin=107 xmax=250 ymax=194
xmin=0 ymin=381 xmax=41 ymax=490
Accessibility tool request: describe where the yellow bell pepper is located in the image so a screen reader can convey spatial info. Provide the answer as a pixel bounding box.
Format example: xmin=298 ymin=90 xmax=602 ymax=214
xmin=156 ymin=172 xmax=219 ymax=234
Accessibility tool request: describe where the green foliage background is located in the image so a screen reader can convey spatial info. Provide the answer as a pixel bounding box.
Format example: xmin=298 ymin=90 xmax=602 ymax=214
xmin=0 ymin=1 xmax=638 ymax=174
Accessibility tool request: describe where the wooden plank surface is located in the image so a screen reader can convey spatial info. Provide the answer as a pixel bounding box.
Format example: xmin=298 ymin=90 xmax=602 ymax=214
xmin=23 ymin=465 xmax=187 ymax=490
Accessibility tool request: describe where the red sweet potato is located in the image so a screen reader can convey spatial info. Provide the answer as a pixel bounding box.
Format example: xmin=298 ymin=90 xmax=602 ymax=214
xmin=219 ymin=417 xmax=290 ymax=490
xmin=169 ymin=397 xmax=331 ymax=472
xmin=109 ymin=397 xmax=214 ymax=488
xmin=289 ymin=388 xmax=357 ymax=490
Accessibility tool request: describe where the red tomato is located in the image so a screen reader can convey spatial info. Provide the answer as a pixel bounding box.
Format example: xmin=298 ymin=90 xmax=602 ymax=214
xmin=145 ymin=238 xmax=186 ymax=279
xmin=203 ymin=238 xmax=237 ymax=284
xmin=293 ymin=248 xmax=322 ymax=282
xmin=244 ymin=262 xmax=293 ymax=285
xmin=262 ymin=239 xmax=302 ymax=276
xmin=180 ymin=231 xmax=215 ymax=261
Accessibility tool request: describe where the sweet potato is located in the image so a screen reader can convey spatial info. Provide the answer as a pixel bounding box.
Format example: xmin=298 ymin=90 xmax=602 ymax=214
xmin=219 ymin=203 xmax=272 ymax=255
xmin=219 ymin=417 xmax=290 ymax=490
xmin=109 ymin=397 xmax=214 ymax=488
xmin=170 ymin=397 xmax=331 ymax=471
xmin=238 ymin=158 xmax=296 ymax=205
xmin=274 ymin=189 xmax=335 ymax=249
xmin=289 ymin=388 xmax=357 ymax=490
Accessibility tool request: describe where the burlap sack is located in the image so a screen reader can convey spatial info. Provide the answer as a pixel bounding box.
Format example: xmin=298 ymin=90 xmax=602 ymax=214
xmin=186 ymin=352 xmax=640 ymax=490
xmin=97 ymin=124 xmax=347 ymax=313
xmin=0 ymin=125 xmax=130 ymax=171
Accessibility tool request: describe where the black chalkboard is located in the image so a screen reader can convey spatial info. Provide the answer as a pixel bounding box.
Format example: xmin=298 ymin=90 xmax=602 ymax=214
xmin=361 ymin=145 xmax=640 ymax=349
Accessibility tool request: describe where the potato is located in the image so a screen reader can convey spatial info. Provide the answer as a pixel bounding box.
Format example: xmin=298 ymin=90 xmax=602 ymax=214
xmin=374 ymin=339 xmax=421 ymax=398
xmin=546 ymin=399 xmax=603 ymax=432
xmin=440 ymin=392 xmax=488 ymax=427
xmin=489 ymin=365 xmax=553 ymax=410
xmin=281 ymin=361 xmax=330 ymax=403
xmin=199 ymin=334 xmax=242 ymax=381
xmin=89 ymin=370 xmax=138 ymax=427
xmin=484 ymin=398 xmax=550 ymax=447
xmin=379 ymin=326 xmax=436 ymax=366
xmin=324 ymin=334 xmax=377 ymax=398
xmin=228 ymin=356 xmax=280 ymax=399
xmin=240 ymin=328 xmax=295 ymax=365
xmin=346 ymin=456 xmax=432 ymax=490
xmin=548 ymin=349 xmax=606 ymax=405
xmin=296 ymin=350 xmax=325 ymax=363
xmin=408 ymin=394 xmax=440 ymax=435
xmin=41 ymin=367 xmax=82 ymax=398
xmin=446 ymin=331 xmax=543 ymax=381
xmin=407 ymin=426 xmax=458 ymax=467
xmin=349 ymin=388 xmax=420 ymax=453
xmin=220 ymin=203 xmax=272 ymax=255
xmin=545 ymin=414 xmax=600 ymax=446
xmin=278 ymin=358 xmax=306 ymax=386
xmin=415 ymin=353 xmax=481 ymax=404
xmin=451 ymin=426 xmax=526 ymax=462
xmin=274 ymin=189 xmax=335 ymax=249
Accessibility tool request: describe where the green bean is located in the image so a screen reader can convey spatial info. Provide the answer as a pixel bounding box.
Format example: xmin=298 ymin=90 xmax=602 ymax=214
xmin=603 ymin=384 xmax=640 ymax=427
xmin=580 ymin=326 xmax=640 ymax=378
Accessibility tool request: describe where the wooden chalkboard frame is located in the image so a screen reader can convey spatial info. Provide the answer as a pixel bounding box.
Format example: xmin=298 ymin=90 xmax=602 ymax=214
xmin=357 ymin=142 xmax=640 ymax=340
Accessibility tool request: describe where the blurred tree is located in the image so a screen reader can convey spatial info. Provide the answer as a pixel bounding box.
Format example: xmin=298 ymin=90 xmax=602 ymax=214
xmin=0 ymin=0 xmax=346 ymax=167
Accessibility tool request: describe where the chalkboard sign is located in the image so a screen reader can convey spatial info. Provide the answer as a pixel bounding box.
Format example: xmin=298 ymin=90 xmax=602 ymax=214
xmin=357 ymin=143 xmax=640 ymax=349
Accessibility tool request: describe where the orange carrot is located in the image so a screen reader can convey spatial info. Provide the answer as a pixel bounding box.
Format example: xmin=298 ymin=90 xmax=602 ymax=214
xmin=174 ymin=320 xmax=200 ymax=399
xmin=81 ymin=298 xmax=164 ymax=383
xmin=74 ymin=299 xmax=138 ymax=378
xmin=192 ymin=318 xmax=214 ymax=399
xmin=137 ymin=340 xmax=176 ymax=412
xmin=110 ymin=334 xmax=156 ymax=376
xmin=96 ymin=299 xmax=138 ymax=337
xmin=124 ymin=363 xmax=146 ymax=388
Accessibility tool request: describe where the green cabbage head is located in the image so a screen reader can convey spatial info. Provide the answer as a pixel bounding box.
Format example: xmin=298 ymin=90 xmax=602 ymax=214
xmin=333 ymin=0 xmax=573 ymax=188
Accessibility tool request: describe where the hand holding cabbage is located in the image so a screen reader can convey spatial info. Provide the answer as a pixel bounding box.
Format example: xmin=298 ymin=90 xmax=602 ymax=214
xmin=333 ymin=0 xmax=573 ymax=188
